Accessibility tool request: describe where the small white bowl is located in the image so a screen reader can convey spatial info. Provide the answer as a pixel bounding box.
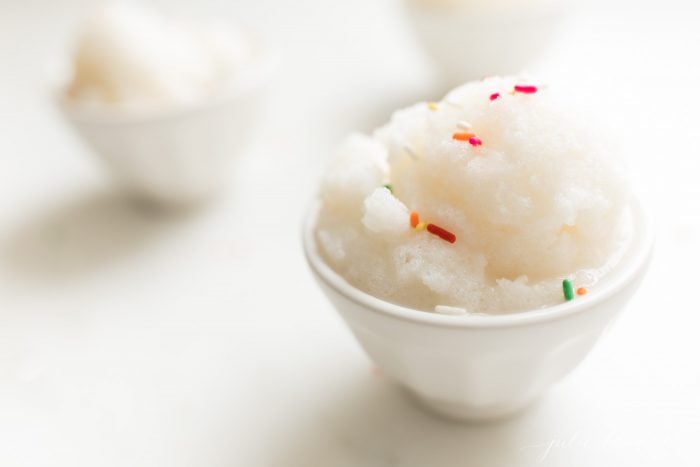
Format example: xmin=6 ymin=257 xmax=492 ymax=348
xmin=303 ymin=198 xmax=653 ymax=421
xmin=55 ymin=41 xmax=277 ymax=208
xmin=402 ymin=0 xmax=570 ymax=88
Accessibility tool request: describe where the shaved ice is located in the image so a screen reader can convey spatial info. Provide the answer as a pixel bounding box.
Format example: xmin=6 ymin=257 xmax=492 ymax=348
xmin=315 ymin=77 xmax=630 ymax=314
xmin=66 ymin=4 xmax=254 ymax=108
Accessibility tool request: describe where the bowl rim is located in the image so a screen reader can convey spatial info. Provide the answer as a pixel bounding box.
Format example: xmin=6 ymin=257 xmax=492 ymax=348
xmin=303 ymin=196 xmax=654 ymax=329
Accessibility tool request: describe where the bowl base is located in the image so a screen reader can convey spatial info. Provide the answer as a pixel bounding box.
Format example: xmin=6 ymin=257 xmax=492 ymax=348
xmin=402 ymin=386 xmax=542 ymax=423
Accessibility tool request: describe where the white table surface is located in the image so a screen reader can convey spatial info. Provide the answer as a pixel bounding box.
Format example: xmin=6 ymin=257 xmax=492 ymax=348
xmin=1 ymin=0 xmax=699 ymax=465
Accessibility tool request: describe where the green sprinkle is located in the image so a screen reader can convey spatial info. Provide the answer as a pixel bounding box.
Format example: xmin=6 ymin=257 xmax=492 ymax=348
xmin=562 ymin=279 xmax=574 ymax=301
xmin=383 ymin=183 xmax=393 ymax=193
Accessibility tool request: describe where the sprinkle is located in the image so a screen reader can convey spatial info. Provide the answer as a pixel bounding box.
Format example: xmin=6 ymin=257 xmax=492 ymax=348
xmin=468 ymin=136 xmax=482 ymax=146
xmin=457 ymin=121 xmax=472 ymax=131
xmin=560 ymin=224 xmax=577 ymax=234
xmin=427 ymin=101 xmax=439 ymax=111
xmin=452 ymin=132 xmax=475 ymax=142
xmin=562 ymin=279 xmax=574 ymax=301
xmin=402 ymin=143 xmax=418 ymax=160
xmin=514 ymin=84 xmax=538 ymax=94
xmin=416 ymin=221 xmax=427 ymax=231
xmin=427 ymin=223 xmax=456 ymax=243
xmin=410 ymin=211 xmax=420 ymax=228
xmin=577 ymin=287 xmax=588 ymax=296
xmin=383 ymin=183 xmax=393 ymax=193
xmin=435 ymin=305 xmax=467 ymax=315
xmin=489 ymin=92 xmax=500 ymax=101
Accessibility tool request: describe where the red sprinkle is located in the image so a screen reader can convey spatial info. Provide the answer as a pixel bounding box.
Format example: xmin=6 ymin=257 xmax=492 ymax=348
xmin=514 ymin=85 xmax=538 ymax=94
xmin=409 ymin=211 xmax=420 ymax=228
xmin=468 ymin=136 xmax=482 ymax=146
xmin=489 ymin=92 xmax=500 ymax=101
xmin=426 ymin=223 xmax=456 ymax=243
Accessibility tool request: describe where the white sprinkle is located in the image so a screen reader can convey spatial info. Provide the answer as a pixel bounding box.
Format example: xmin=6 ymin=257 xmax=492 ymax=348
xmin=434 ymin=305 xmax=467 ymax=315
xmin=402 ymin=143 xmax=418 ymax=160
xmin=457 ymin=121 xmax=472 ymax=130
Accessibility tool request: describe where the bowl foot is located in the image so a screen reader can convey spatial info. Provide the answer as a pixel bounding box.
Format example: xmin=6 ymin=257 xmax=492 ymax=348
xmin=402 ymin=386 xmax=542 ymax=423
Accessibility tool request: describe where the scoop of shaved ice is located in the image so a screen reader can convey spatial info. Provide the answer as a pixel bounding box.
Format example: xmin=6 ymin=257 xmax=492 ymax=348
xmin=316 ymin=76 xmax=629 ymax=314
xmin=66 ymin=3 xmax=254 ymax=108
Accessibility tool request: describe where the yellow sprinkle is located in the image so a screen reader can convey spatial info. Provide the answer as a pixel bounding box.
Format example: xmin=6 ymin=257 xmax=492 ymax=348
xmin=416 ymin=222 xmax=428 ymax=231
xmin=427 ymin=102 xmax=439 ymax=111
xmin=559 ymin=224 xmax=577 ymax=234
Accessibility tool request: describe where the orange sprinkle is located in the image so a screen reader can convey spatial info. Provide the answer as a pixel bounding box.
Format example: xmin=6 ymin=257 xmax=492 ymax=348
xmin=452 ymin=132 xmax=475 ymax=141
xmin=409 ymin=212 xmax=420 ymax=228
xmin=576 ymin=287 xmax=588 ymax=296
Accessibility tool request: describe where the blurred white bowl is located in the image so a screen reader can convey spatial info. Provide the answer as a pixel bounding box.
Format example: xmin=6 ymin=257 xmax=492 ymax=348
xmin=402 ymin=0 xmax=570 ymax=87
xmin=55 ymin=40 xmax=277 ymax=208
xmin=303 ymin=197 xmax=652 ymax=421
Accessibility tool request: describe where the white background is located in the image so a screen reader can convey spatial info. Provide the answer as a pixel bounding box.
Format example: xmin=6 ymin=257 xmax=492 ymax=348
xmin=0 ymin=0 xmax=699 ymax=465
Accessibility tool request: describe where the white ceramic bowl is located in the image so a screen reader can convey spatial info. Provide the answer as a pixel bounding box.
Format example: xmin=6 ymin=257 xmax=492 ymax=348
xmin=402 ymin=0 xmax=571 ymax=88
xmin=303 ymin=198 xmax=653 ymax=421
xmin=55 ymin=42 xmax=277 ymax=208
